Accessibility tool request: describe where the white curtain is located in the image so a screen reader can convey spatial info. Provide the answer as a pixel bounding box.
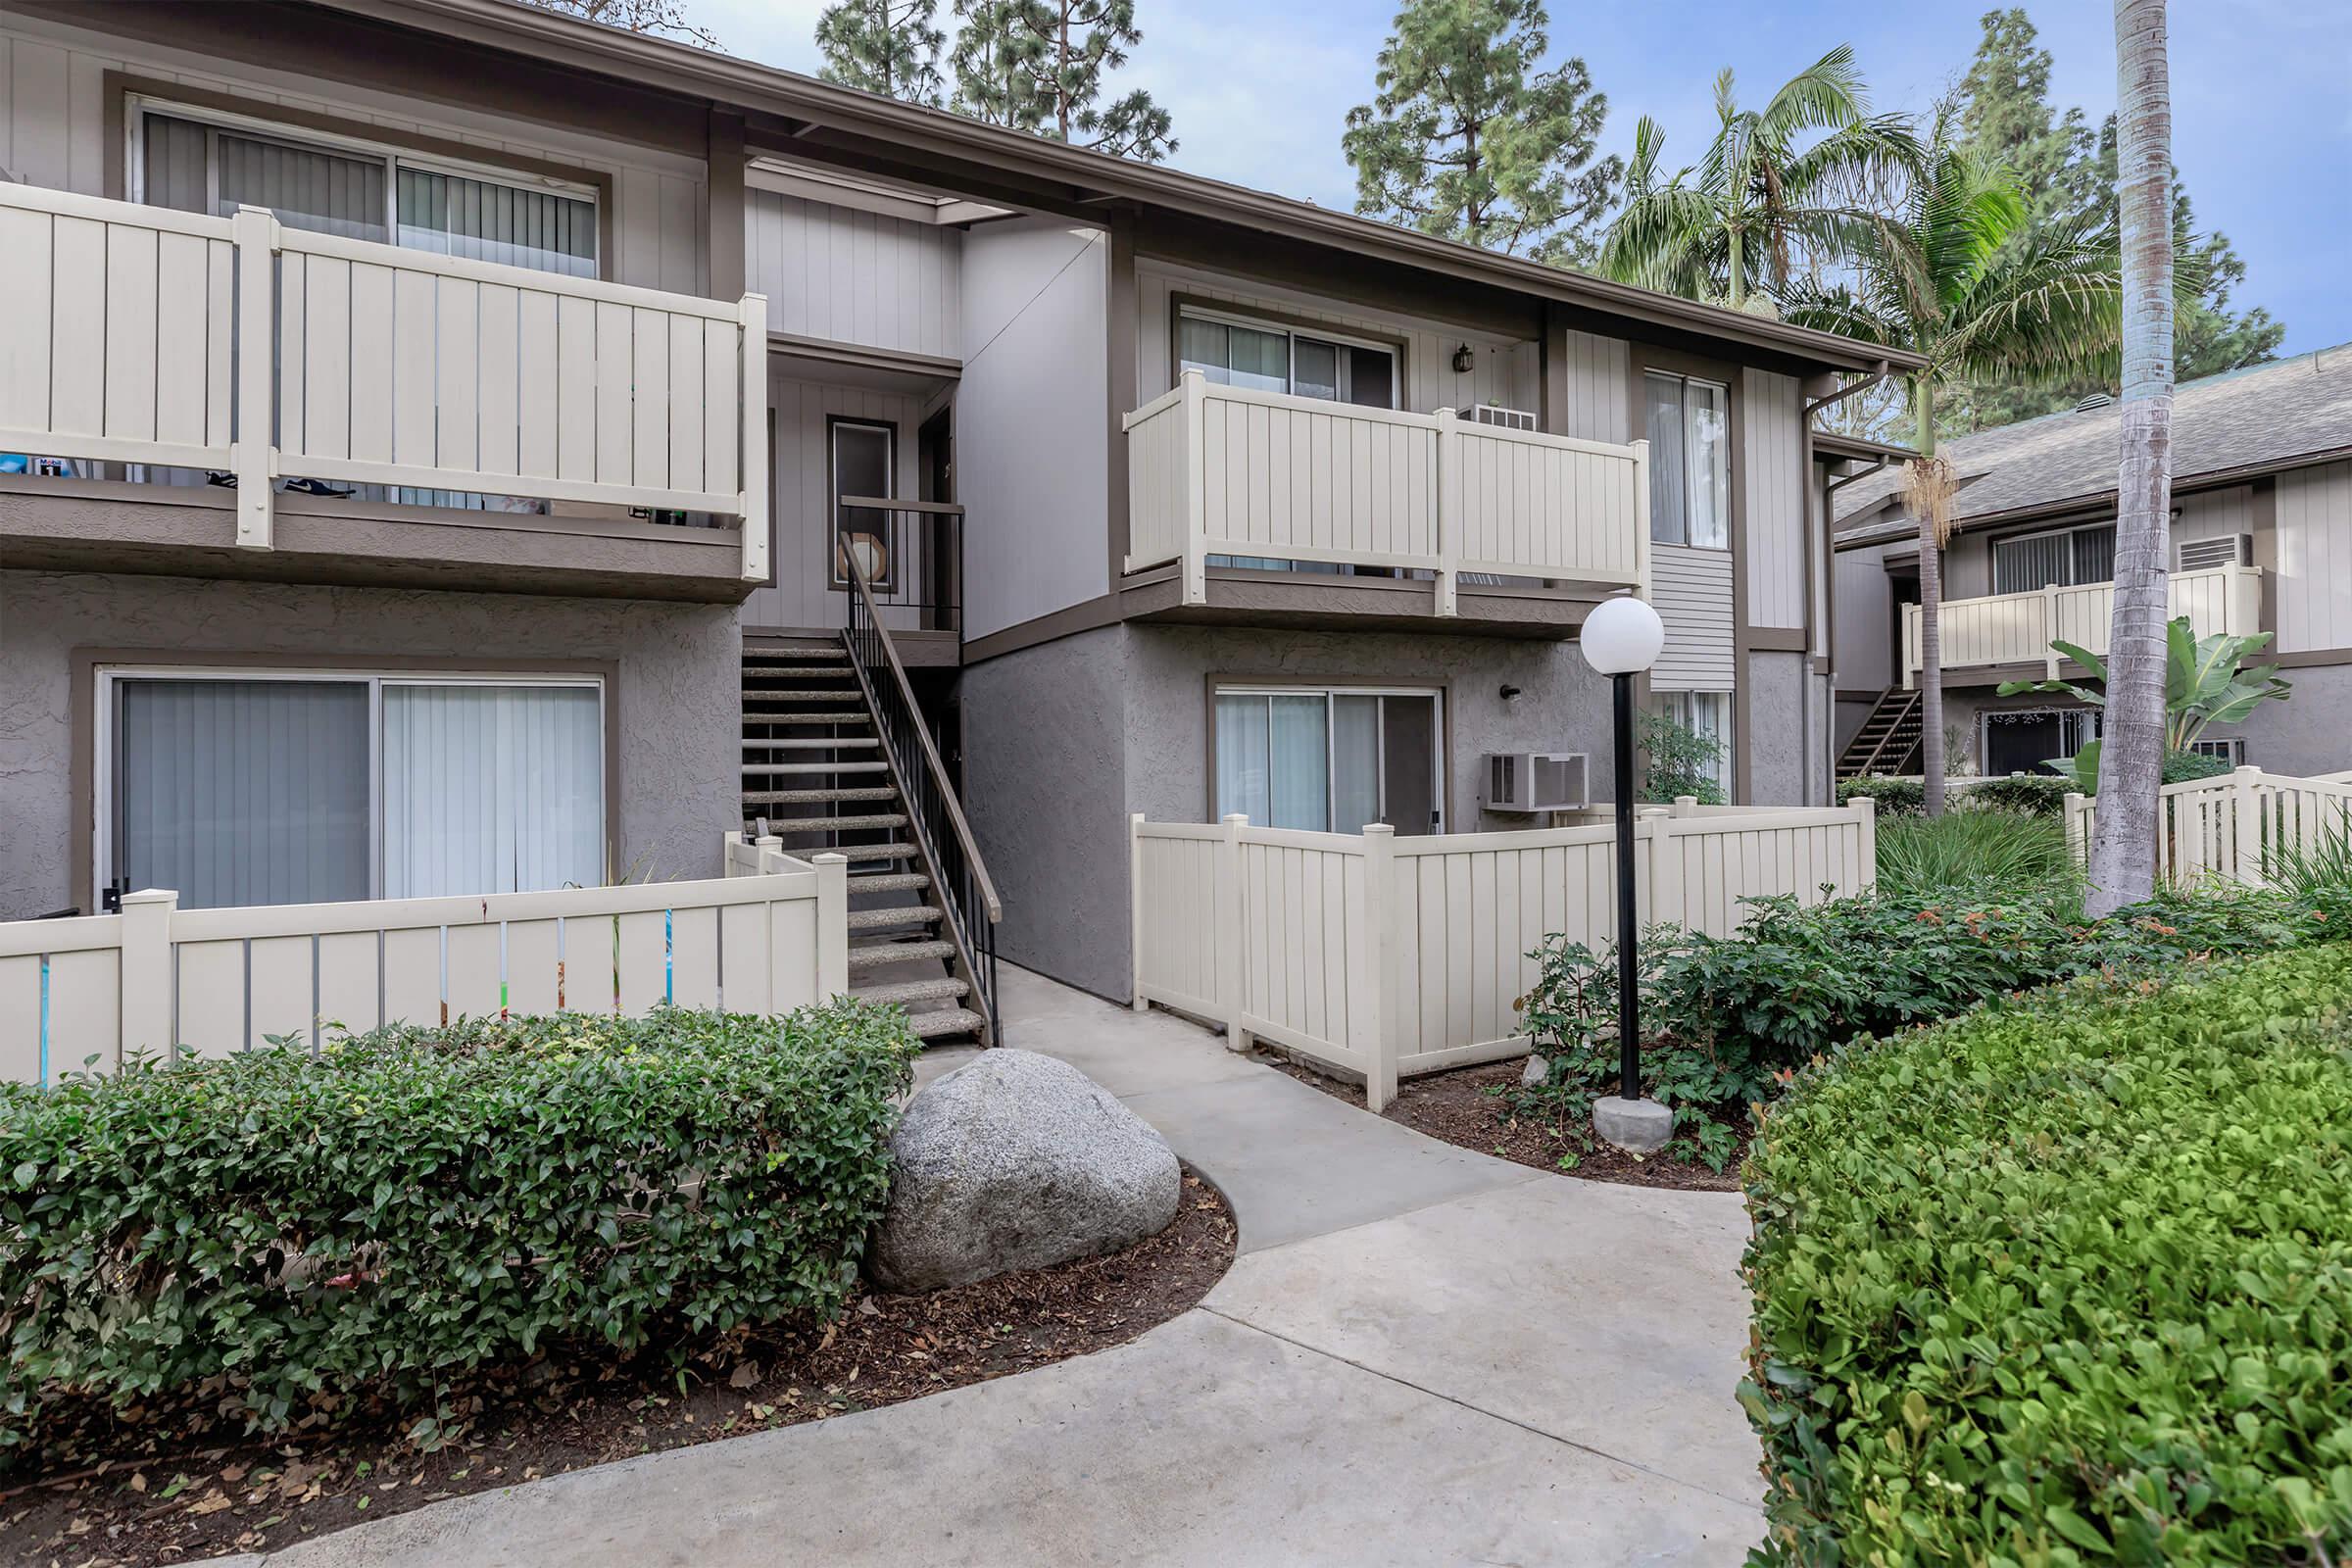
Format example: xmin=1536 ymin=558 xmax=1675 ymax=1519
xmin=382 ymin=684 xmax=604 ymax=899
xmin=1215 ymin=694 xmax=1271 ymax=824
xmin=1269 ymin=696 xmax=1329 ymax=830
xmin=1644 ymin=373 xmax=1688 ymax=544
xmin=115 ymin=679 xmax=371 ymax=909
xmin=1686 ymin=379 xmax=1730 ymax=548
xmin=1330 ymin=695 xmax=1381 ymax=832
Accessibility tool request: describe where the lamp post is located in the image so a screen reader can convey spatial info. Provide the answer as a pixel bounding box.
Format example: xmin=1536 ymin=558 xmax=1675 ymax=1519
xmin=1579 ymin=594 xmax=1675 ymax=1155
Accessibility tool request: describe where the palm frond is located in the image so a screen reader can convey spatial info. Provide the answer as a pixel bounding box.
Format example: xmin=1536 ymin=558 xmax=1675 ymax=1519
xmin=1756 ymin=44 xmax=1869 ymax=141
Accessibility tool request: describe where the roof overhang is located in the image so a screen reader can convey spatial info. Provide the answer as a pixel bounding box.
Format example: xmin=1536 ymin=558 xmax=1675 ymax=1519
xmin=304 ymin=0 xmax=1927 ymax=376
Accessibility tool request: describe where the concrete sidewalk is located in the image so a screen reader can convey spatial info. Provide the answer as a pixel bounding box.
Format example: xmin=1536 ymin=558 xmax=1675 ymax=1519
xmin=257 ymin=966 xmax=1762 ymax=1568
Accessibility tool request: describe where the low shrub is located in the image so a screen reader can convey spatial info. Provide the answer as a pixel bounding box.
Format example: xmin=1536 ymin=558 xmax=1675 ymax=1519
xmin=1742 ymin=942 xmax=2352 ymax=1563
xmin=1837 ymin=775 xmax=1923 ymax=816
xmin=1874 ymin=808 xmax=2077 ymax=901
xmin=1961 ymin=771 xmax=2074 ymax=815
xmin=0 ymin=1003 xmax=917 ymax=1460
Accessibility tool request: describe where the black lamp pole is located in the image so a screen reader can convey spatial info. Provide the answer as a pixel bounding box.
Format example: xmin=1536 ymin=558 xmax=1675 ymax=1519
xmin=1611 ymin=670 xmax=1641 ymax=1102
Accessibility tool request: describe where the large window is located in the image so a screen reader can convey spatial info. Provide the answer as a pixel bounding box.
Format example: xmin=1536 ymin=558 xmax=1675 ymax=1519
xmin=1213 ymin=687 xmax=1443 ymax=835
xmin=102 ymin=672 xmax=605 ymax=910
xmin=1981 ymin=708 xmax=2099 ymax=777
xmin=134 ymin=104 xmax=598 ymax=277
xmin=1991 ymin=522 xmax=2117 ymax=596
xmin=1178 ymin=310 xmax=1398 ymax=410
xmin=1655 ymin=690 xmax=1734 ymax=797
xmin=1644 ymin=371 xmax=1730 ymax=549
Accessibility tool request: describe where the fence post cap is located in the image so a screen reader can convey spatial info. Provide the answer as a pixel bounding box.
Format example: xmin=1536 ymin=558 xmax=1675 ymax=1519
xmin=810 ymin=852 xmax=849 ymax=866
xmin=119 ymin=888 xmax=178 ymax=907
xmin=1850 ymin=796 xmax=1876 ymax=818
xmin=1361 ymin=821 xmax=1396 ymax=839
xmin=1220 ymin=812 xmax=1250 ymax=826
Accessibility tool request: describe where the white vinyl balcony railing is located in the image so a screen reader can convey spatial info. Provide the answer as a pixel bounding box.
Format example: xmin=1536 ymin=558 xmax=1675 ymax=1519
xmin=1122 ymin=368 xmax=1649 ymax=612
xmin=0 ymin=181 xmax=768 ymax=578
xmin=1902 ymin=564 xmax=2262 ymax=685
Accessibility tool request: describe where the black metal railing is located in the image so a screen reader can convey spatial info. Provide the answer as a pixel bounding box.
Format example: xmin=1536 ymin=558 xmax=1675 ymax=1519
xmin=841 ymin=542 xmax=1003 ymax=1044
xmin=834 ymin=496 xmax=962 ymax=635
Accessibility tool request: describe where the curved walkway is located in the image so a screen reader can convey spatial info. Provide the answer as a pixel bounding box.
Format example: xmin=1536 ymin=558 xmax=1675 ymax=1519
xmin=252 ymin=967 xmax=1762 ymax=1568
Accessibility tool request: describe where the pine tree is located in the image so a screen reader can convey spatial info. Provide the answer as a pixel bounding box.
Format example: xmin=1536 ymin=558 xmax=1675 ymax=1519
xmin=815 ymin=0 xmax=946 ymax=107
xmin=950 ymin=0 xmax=1175 ymax=162
xmin=1343 ymin=0 xmax=1620 ymax=266
xmin=520 ymin=0 xmax=717 ymax=48
xmin=1946 ymin=8 xmax=2281 ymax=431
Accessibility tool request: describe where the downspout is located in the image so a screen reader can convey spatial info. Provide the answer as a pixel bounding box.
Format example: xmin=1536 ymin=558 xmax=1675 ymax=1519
xmin=1799 ymin=362 xmax=1891 ymax=802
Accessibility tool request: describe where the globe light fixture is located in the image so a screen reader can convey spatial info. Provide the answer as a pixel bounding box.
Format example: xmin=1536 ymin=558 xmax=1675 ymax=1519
xmin=1580 ymin=593 xmax=1674 ymax=1155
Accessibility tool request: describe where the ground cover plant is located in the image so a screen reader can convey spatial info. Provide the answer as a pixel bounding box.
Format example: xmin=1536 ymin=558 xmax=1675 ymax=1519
xmin=1742 ymin=941 xmax=2352 ymax=1563
xmin=0 ymin=1003 xmax=916 ymax=1466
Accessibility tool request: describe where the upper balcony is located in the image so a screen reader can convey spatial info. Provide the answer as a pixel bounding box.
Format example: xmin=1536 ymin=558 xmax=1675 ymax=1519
xmin=1120 ymin=370 xmax=1649 ymax=635
xmin=0 ymin=182 xmax=766 ymax=601
xmin=1902 ymin=564 xmax=2263 ymax=685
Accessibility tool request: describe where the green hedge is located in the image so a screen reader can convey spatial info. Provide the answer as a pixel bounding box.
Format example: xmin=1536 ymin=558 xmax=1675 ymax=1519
xmin=0 ymin=1004 xmax=916 ymax=1458
xmin=1961 ymin=772 xmax=2074 ymax=815
xmin=1838 ymin=775 xmax=1925 ymax=815
xmin=1742 ymin=944 xmax=2352 ymax=1563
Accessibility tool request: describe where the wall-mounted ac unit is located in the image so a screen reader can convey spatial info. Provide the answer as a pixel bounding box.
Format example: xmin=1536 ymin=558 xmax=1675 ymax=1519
xmin=1464 ymin=404 xmax=1539 ymax=432
xmin=1483 ymin=752 xmax=1589 ymax=812
xmin=2178 ymin=534 xmax=2254 ymax=572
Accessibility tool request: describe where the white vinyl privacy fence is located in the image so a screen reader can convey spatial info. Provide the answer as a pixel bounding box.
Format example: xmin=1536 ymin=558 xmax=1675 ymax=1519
xmin=0 ymin=834 xmax=846 ymax=1087
xmin=1130 ymin=801 xmax=1878 ymax=1109
xmin=2065 ymin=766 xmax=2352 ymax=887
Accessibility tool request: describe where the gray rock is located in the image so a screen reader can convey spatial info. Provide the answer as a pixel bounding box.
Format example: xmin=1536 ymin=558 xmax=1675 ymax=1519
xmin=1519 ymin=1054 xmax=1551 ymax=1089
xmin=867 ymin=1049 xmax=1182 ymax=1294
xmin=1592 ymin=1095 xmax=1675 ymax=1154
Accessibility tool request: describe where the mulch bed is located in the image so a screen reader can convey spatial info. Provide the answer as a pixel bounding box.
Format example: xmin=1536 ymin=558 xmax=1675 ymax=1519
xmin=0 ymin=1169 xmax=1235 ymax=1568
xmin=1263 ymin=1054 xmax=1747 ymax=1192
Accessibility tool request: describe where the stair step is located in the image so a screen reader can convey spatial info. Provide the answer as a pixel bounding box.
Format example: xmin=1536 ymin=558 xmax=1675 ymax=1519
xmin=746 ymin=690 xmax=863 ymax=704
xmin=904 ymin=1006 xmax=987 ymax=1043
xmin=833 ymin=842 xmax=916 ymax=862
xmin=740 ymin=760 xmax=889 ymax=775
xmin=742 ymin=737 xmax=879 ymax=751
xmin=849 ymin=903 xmax=943 ymax=931
xmin=855 ymin=975 xmax=970 ymax=1008
xmin=757 ymin=812 xmax=910 ymax=832
xmin=849 ymin=871 xmax=931 ymax=894
xmin=745 ymin=642 xmax=846 ymax=659
xmin=847 ymin=938 xmax=957 ymax=971
xmin=749 ymin=711 xmax=875 ymax=726
xmin=752 ymin=785 xmax=901 ymax=804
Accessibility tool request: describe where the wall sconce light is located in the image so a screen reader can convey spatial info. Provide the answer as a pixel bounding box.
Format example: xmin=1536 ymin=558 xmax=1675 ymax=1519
xmin=1452 ymin=343 xmax=1476 ymax=374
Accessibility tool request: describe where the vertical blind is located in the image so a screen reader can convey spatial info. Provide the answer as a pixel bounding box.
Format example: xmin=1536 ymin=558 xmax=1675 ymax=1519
xmin=115 ymin=678 xmax=372 ymax=910
xmin=398 ymin=168 xmax=595 ymax=278
xmin=1645 ymin=373 xmax=1730 ymax=548
xmin=382 ymin=684 xmax=604 ymax=899
xmin=1992 ymin=525 xmax=2119 ymax=595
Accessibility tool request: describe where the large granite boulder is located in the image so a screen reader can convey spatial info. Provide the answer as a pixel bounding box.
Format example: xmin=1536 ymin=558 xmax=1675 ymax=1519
xmin=867 ymin=1049 xmax=1181 ymax=1294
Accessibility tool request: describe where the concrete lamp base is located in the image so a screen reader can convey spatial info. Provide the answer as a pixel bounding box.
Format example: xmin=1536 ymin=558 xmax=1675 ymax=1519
xmin=1592 ymin=1096 xmax=1675 ymax=1155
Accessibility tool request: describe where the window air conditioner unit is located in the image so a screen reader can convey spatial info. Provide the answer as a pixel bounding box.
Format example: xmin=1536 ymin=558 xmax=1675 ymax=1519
xmin=1483 ymin=752 xmax=1588 ymax=812
xmin=2177 ymin=534 xmax=2253 ymax=572
xmin=1464 ymin=404 xmax=1539 ymax=432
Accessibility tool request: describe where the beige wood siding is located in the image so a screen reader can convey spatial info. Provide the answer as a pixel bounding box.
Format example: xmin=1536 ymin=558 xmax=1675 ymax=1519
xmin=2278 ymin=461 xmax=2352 ymax=654
xmin=2176 ymin=483 xmax=2257 ymax=563
xmin=1651 ymin=543 xmax=1736 ymax=691
xmin=1741 ymin=368 xmax=1805 ymax=629
xmin=741 ymin=370 xmax=923 ymax=632
xmin=745 ymin=189 xmax=960 ymax=359
xmin=0 ymin=13 xmax=707 ymax=294
xmin=1135 ymin=260 xmax=1540 ymax=417
xmin=1554 ymin=328 xmax=1629 ymax=443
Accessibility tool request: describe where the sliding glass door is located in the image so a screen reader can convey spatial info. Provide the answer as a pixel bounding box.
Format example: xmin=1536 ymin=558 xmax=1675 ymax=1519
xmin=1213 ymin=687 xmax=1443 ymax=834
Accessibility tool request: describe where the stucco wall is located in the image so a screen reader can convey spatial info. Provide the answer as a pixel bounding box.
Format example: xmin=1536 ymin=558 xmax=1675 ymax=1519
xmin=955 ymin=624 xmax=1133 ymax=1003
xmin=1743 ymin=651 xmax=1810 ymax=806
xmin=0 ymin=569 xmax=739 ymax=920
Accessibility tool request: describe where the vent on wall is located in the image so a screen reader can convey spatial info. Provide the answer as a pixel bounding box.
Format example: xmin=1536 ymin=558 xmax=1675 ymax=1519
xmin=2178 ymin=534 xmax=2254 ymax=572
xmin=1463 ymin=405 xmax=1539 ymax=432
xmin=2074 ymin=391 xmax=2115 ymax=413
xmin=1483 ymin=753 xmax=1589 ymax=812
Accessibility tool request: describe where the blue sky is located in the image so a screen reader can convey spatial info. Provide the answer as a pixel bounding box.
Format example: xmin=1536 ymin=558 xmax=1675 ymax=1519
xmin=698 ymin=0 xmax=2351 ymax=359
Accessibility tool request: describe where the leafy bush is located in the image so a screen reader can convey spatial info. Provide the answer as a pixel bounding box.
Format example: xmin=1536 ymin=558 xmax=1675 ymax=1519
xmin=1961 ymin=771 xmax=2074 ymax=815
xmin=1838 ymin=775 xmax=1924 ymax=816
xmin=1874 ymin=809 xmax=2077 ymax=901
xmin=2270 ymin=815 xmax=2352 ymax=906
xmin=1641 ymin=710 xmax=1727 ymax=806
xmin=0 ymin=1004 xmax=916 ymax=1460
xmin=2164 ymin=747 xmax=2233 ymax=784
xmin=1742 ymin=942 xmax=2352 ymax=1564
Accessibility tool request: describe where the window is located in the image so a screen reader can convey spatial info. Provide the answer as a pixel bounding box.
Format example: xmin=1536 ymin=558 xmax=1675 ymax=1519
xmin=1644 ymin=371 xmax=1730 ymax=549
xmin=2188 ymin=736 xmax=2246 ymax=766
xmin=1178 ymin=311 xmax=1398 ymax=410
xmin=1655 ymin=691 xmax=1734 ymax=797
xmin=830 ymin=419 xmax=898 ymax=588
xmin=1991 ymin=522 xmax=2117 ymax=596
xmin=1213 ymin=687 xmax=1443 ymax=834
xmin=1981 ymin=708 xmax=2099 ymax=777
xmin=134 ymin=105 xmax=597 ymax=277
xmin=102 ymin=671 xmax=605 ymax=910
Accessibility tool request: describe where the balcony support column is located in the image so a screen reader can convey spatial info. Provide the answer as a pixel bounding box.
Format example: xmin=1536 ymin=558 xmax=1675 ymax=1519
xmin=230 ymin=206 xmax=280 ymax=550
xmin=2044 ymin=582 xmax=2063 ymax=678
xmin=1433 ymin=407 xmax=1459 ymax=616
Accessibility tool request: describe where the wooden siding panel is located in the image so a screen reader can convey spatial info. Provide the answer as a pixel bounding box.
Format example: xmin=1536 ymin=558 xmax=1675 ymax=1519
xmin=740 ymin=370 xmax=922 ymax=631
xmin=2278 ymin=462 xmax=2352 ymax=654
xmin=1651 ymin=544 xmax=1737 ymax=691
xmin=1742 ymin=368 xmax=1806 ymax=629
xmin=745 ymin=190 xmax=961 ymax=360
xmin=1555 ymin=329 xmax=1630 ymax=443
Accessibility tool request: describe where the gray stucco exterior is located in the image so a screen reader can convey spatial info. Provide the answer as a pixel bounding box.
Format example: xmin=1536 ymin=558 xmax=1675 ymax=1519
xmin=1742 ymin=652 xmax=1811 ymax=807
xmin=0 ymin=569 xmax=741 ymax=921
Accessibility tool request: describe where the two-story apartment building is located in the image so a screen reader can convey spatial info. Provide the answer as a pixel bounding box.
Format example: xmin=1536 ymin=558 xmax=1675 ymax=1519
xmin=0 ymin=0 xmax=1918 ymax=1015
xmin=1832 ymin=347 xmax=2352 ymax=781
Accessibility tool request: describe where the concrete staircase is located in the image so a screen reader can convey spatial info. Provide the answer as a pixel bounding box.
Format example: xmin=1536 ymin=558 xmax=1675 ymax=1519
xmin=1837 ymin=687 xmax=1924 ymax=779
xmin=741 ymin=641 xmax=987 ymax=1045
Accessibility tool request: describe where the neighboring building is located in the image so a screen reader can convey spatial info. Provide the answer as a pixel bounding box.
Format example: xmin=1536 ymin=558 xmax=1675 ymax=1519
xmin=0 ymin=0 xmax=1913 ymax=1010
xmin=1831 ymin=348 xmax=2352 ymax=781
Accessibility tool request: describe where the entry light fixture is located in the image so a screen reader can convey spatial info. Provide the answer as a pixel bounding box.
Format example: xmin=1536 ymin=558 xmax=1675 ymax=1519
xmin=1451 ymin=342 xmax=1477 ymax=374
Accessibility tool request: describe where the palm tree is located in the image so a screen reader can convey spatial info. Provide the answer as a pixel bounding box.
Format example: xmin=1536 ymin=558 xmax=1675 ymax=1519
xmin=1598 ymin=45 xmax=1919 ymax=312
xmin=1779 ymin=108 xmax=2122 ymax=814
xmin=2089 ymin=0 xmax=2176 ymax=913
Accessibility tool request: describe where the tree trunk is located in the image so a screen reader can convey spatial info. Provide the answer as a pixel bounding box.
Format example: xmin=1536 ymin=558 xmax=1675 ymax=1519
xmin=2086 ymin=0 xmax=2175 ymax=917
xmin=1916 ymin=380 xmax=1945 ymax=818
